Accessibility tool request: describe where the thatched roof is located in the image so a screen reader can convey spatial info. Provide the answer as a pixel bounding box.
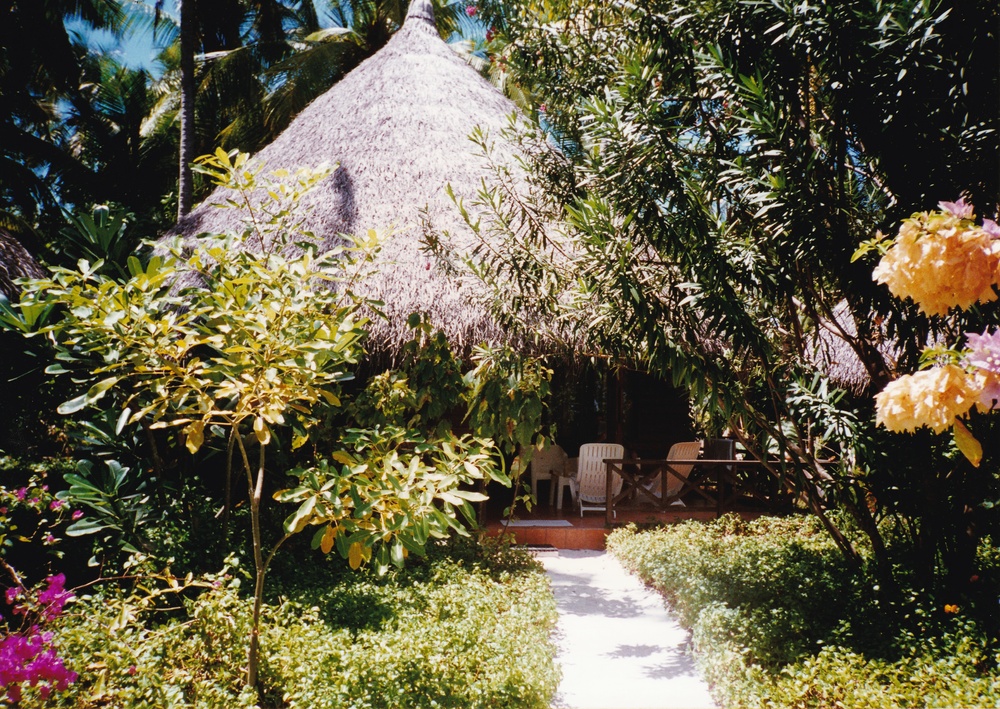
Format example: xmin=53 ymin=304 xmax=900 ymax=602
xmin=808 ymin=301 xmax=897 ymax=394
xmin=170 ymin=0 xmax=524 ymax=355
xmin=0 ymin=230 xmax=45 ymax=301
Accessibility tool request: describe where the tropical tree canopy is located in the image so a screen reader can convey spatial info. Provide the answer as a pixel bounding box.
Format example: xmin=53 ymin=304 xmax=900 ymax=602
xmin=1 ymin=0 xmax=477 ymax=242
xmin=454 ymin=0 xmax=998 ymax=586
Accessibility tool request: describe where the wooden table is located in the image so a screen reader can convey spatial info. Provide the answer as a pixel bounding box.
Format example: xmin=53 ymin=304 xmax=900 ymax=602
xmin=602 ymin=458 xmax=781 ymax=525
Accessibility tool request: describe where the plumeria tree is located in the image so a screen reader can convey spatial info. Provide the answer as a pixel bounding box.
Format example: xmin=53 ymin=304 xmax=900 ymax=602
xmin=860 ymin=197 xmax=1000 ymax=597
xmin=10 ymin=150 xmax=517 ymax=688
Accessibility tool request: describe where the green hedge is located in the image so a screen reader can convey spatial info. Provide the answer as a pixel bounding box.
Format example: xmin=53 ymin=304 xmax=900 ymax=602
xmin=40 ymin=540 xmax=559 ymax=709
xmin=608 ymin=515 xmax=1000 ymax=709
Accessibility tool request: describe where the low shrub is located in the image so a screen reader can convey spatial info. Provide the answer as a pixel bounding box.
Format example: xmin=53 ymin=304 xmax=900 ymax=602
xmin=608 ymin=515 xmax=1000 ymax=709
xmin=609 ymin=514 xmax=859 ymax=668
xmin=39 ymin=538 xmax=558 ymax=709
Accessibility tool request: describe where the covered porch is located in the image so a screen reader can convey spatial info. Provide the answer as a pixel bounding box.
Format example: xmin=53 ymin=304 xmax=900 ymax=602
xmin=483 ymin=452 xmax=780 ymax=550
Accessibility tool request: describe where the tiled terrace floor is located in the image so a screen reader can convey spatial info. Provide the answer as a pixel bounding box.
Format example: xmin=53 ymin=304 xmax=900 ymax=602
xmin=484 ymin=501 xmax=762 ymax=550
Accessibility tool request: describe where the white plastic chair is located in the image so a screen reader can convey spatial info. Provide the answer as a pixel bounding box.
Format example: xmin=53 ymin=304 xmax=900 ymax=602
xmin=529 ymin=443 xmax=568 ymax=504
xmin=553 ymin=457 xmax=577 ymax=510
xmin=646 ymin=441 xmax=701 ymax=506
xmin=570 ymin=443 xmax=625 ymax=517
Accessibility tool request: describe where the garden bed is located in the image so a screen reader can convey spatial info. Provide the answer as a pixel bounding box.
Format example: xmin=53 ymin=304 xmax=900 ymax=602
xmin=40 ymin=538 xmax=559 ymax=709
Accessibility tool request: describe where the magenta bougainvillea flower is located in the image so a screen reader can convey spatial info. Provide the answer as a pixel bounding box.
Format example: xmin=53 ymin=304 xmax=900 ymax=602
xmin=0 ymin=573 xmax=77 ymax=702
xmin=0 ymin=633 xmax=78 ymax=702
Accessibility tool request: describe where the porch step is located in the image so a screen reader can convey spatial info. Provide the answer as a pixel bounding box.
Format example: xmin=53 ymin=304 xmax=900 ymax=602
xmin=484 ymin=507 xmax=752 ymax=550
xmin=488 ymin=524 xmax=608 ymax=550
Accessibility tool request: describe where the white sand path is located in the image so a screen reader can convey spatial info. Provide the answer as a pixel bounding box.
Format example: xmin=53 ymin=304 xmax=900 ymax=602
xmin=540 ymin=550 xmax=717 ymax=709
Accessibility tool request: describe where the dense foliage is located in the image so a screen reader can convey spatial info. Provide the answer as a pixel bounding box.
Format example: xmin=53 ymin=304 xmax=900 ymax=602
xmin=0 ymin=146 xmax=554 ymax=698
xmin=609 ymin=518 xmax=1000 ymax=709
xmin=3 ymin=0 xmax=999 ymax=704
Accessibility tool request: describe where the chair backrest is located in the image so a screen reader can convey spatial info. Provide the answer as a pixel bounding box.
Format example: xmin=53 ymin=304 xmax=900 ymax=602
xmin=703 ymin=437 xmax=736 ymax=478
xmin=659 ymin=441 xmax=702 ymax=499
xmin=529 ymin=443 xmax=568 ymax=484
xmin=576 ymin=443 xmax=625 ymax=503
xmin=704 ymin=438 xmax=735 ymax=460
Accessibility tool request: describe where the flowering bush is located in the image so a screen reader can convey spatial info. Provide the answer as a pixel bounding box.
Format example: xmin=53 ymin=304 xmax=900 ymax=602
xmin=0 ymin=466 xmax=82 ymax=555
xmin=867 ymin=198 xmax=1000 ymax=465
xmin=0 ymin=572 xmax=78 ymax=703
xmin=874 ymin=365 xmax=981 ymax=434
xmin=871 ymin=201 xmax=1000 ymax=316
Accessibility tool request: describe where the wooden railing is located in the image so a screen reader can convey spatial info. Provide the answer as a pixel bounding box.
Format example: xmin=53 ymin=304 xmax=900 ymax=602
xmin=601 ymin=458 xmax=783 ymax=525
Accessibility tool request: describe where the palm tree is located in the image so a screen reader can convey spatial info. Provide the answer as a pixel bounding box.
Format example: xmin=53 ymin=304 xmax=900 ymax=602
xmin=67 ymin=52 xmax=178 ymax=233
xmin=160 ymin=0 xmax=470 ymax=218
xmin=177 ymin=0 xmax=197 ymax=217
xmin=0 ymin=0 xmax=128 ymax=239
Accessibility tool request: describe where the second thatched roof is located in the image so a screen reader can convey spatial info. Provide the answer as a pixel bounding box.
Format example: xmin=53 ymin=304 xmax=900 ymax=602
xmin=171 ymin=0 xmax=526 ymax=355
xmin=0 ymin=231 xmax=45 ymax=302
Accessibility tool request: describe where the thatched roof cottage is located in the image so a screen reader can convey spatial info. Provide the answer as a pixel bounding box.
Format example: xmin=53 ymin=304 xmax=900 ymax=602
xmin=167 ymin=0 xmax=879 ymax=460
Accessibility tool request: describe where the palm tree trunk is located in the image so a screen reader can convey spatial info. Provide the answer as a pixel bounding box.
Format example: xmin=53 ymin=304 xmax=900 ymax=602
xmin=178 ymin=0 xmax=197 ymax=219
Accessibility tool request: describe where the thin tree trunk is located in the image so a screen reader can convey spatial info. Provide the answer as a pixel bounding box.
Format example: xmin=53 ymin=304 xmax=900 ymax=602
xmin=222 ymin=429 xmax=236 ymax=546
xmin=248 ymin=442 xmax=265 ymax=688
xmin=178 ymin=0 xmax=197 ymax=219
xmin=233 ymin=433 xmax=262 ymax=688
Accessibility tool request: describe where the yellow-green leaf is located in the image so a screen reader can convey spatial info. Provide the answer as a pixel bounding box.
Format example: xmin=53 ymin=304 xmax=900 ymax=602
xmin=348 ymin=541 xmax=364 ymax=570
xmin=291 ymin=431 xmax=309 ymax=450
xmin=253 ymin=416 xmax=271 ymax=445
xmin=283 ymin=497 xmax=316 ymax=534
xmin=319 ymin=390 xmax=341 ymax=407
xmin=320 ymin=525 xmax=335 ymax=554
xmin=954 ymin=419 xmax=982 ymax=468
xmin=184 ymin=421 xmax=205 ymax=454
xmin=332 ymin=451 xmax=353 ymax=466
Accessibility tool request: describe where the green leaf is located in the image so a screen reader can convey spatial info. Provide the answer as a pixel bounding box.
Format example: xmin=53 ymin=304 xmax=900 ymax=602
xmin=310 ymin=525 xmax=327 ymax=550
xmin=445 ymin=489 xmax=488 ymax=502
xmin=273 ymin=486 xmax=309 ymax=503
xmin=63 ymin=376 xmax=120 ymax=414
xmin=390 ymin=539 xmax=405 ymax=567
xmin=57 ymin=392 xmax=90 ymax=415
xmin=66 ymin=518 xmax=111 ymax=536
xmin=115 ymin=407 xmax=132 ymax=435
xmin=283 ymin=496 xmax=317 ymax=534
